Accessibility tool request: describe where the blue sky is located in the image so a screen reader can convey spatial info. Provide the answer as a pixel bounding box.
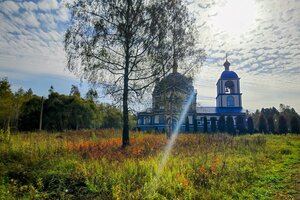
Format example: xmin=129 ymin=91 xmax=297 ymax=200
xmin=0 ymin=0 xmax=299 ymax=112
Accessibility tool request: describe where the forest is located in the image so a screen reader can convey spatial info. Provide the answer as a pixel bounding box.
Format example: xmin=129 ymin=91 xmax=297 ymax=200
xmin=0 ymin=77 xmax=135 ymax=132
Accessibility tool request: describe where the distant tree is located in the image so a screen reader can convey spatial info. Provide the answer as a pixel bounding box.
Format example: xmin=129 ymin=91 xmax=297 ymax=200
xmin=267 ymin=116 xmax=275 ymax=133
xmin=102 ymin=106 xmax=123 ymax=129
xmin=185 ymin=116 xmax=189 ymax=132
xmin=261 ymin=107 xmax=279 ymax=120
xmin=19 ymin=96 xmax=42 ymax=131
xmin=193 ymin=117 xmax=198 ymax=133
xmin=85 ymin=89 xmax=98 ymax=102
xmin=226 ymin=116 xmax=235 ymax=134
xmin=210 ymin=117 xmax=217 ymax=133
xmin=258 ymin=114 xmax=267 ymax=133
xmin=70 ymin=85 xmax=80 ymax=97
xmin=290 ymin=116 xmax=300 ymax=134
xmin=0 ymin=78 xmax=13 ymax=130
xmin=218 ymin=115 xmax=225 ymax=133
xmin=247 ymin=116 xmax=254 ymax=134
xmin=236 ymin=116 xmax=245 ymax=134
xmin=203 ymin=117 xmax=208 ymax=133
xmin=48 ymin=85 xmax=54 ymax=94
xmin=278 ymin=115 xmax=288 ymax=134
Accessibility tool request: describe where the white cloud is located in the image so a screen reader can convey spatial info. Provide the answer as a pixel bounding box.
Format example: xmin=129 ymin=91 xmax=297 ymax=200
xmin=22 ymin=1 xmax=38 ymax=11
xmin=38 ymin=0 xmax=59 ymax=11
xmin=23 ymin=12 xmax=40 ymax=28
xmin=0 ymin=1 xmax=19 ymax=15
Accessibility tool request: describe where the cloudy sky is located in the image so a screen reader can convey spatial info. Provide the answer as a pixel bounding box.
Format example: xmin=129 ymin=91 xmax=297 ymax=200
xmin=0 ymin=0 xmax=299 ymax=112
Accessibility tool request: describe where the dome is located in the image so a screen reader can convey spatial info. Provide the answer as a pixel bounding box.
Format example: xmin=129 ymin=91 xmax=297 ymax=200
xmin=153 ymin=72 xmax=193 ymax=95
xmin=220 ymin=71 xmax=239 ymax=79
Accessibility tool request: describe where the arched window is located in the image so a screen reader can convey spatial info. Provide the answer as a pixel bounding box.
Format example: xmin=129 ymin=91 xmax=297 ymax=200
xmin=144 ymin=116 xmax=151 ymax=124
xmin=225 ymin=80 xmax=235 ymax=94
xmin=227 ymin=96 xmax=234 ymax=107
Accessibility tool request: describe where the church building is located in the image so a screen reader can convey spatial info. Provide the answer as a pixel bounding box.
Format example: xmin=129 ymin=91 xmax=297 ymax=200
xmin=137 ymin=58 xmax=246 ymax=132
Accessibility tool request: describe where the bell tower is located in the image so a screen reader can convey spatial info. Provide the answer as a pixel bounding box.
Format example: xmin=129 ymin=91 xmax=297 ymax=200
xmin=216 ymin=57 xmax=242 ymax=108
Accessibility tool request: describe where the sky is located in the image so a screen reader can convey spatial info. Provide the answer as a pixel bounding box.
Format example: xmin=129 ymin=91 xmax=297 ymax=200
xmin=0 ymin=0 xmax=299 ymax=113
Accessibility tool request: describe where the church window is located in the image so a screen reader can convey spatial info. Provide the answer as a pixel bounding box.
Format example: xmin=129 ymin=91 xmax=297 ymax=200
xmin=138 ymin=119 xmax=142 ymax=125
xmin=154 ymin=115 xmax=159 ymax=124
xmin=144 ymin=116 xmax=151 ymax=124
xmin=225 ymin=80 xmax=235 ymax=94
xmin=227 ymin=96 xmax=234 ymax=107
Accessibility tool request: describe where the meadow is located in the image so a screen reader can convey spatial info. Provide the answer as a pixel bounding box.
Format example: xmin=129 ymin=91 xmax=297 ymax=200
xmin=0 ymin=130 xmax=299 ymax=199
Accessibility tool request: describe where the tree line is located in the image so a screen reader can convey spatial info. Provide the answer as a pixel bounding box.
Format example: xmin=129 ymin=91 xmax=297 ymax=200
xmin=195 ymin=105 xmax=300 ymax=135
xmin=0 ymin=78 xmax=135 ymax=132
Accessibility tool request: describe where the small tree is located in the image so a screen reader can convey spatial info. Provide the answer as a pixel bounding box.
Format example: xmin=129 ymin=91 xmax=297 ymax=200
xmin=226 ymin=116 xmax=235 ymax=135
xmin=218 ymin=115 xmax=225 ymax=133
xmin=185 ymin=116 xmax=189 ymax=132
xmin=267 ymin=116 xmax=275 ymax=133
xmin=247 ymin=116 xmax=254 ymax=134
xmin=193 ymin=117 xmax=197 ymax=133
xmin=290 ymin=116 xmax=300 ymax=134
xmin=203 ymin=117 xmax=208 ymax=133
xmin=278 ymin=115 xmax=288 ymax=134
xmin=210 ymin=117 xmax=217 ymax=133
xmin=258 ymin=114 xmax=267 ymax=133
xmin=236 ymin=116 xmax=245 ymax=135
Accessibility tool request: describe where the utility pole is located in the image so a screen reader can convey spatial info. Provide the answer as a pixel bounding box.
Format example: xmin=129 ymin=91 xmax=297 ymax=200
xmin=39 ymin=96 xmax=44 ymax=131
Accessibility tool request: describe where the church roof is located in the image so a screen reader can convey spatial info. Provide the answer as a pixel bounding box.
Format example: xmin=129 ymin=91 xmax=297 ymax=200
xmin=220 ymin=71 xmax=239 ymax=79
xmin=196 ymin=107 xmax=244 ymax=114
xmin=153 ymin=72 xmax=193 ymax=95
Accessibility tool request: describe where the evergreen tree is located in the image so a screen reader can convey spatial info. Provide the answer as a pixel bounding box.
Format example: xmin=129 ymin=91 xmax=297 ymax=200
xmin=218 ymin=115 xmax=225 ymax=133
xmin=258 ymin=114 xmax=267 ymax=133
xmin=278 ymin=115 xmax=288 ymax=134
xmin=185 ymin=116 xmax=189 ymax=132
xmin=210 ymin=117 xmax=217 ymax=133
xmin=236 ymin=116 xmax=245 ymax=134
xmin=226 ymin=116 xmax=235 ymax=134
xmin=267 ymin=116 xmax=275 ymax=133
xmin=247 ymin=116 xmax=254 ymax=134
xmin=193 ymin=117 xmax=197 ymax=133
xmin=203 ymin=117 xmax=208 ymax=133
xmin=290 ymin=116 xmax=300 ymax=134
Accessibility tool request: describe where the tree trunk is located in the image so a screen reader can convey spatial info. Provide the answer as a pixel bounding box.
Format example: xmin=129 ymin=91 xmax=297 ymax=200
xmin=122 ymin=0 xmax=131 ymax=147
xmin=122 ymin=67 xmax=130 ymax=147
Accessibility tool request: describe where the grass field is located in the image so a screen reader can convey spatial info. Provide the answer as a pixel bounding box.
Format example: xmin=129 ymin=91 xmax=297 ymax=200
xmin=0 ymin=130 xmax=299 ymax=199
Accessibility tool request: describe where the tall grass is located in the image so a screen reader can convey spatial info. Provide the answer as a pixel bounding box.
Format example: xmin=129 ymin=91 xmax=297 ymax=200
xmin=0 ymin=130 xmax=299 ymax=199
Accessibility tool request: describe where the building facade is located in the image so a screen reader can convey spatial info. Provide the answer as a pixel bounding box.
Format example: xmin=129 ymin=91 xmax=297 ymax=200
xmin=137 ymin=58 xmax=246 ymax=132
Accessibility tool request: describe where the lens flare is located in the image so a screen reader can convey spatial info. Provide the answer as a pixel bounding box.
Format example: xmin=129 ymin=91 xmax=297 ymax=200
xmin=146 ymin=91 xmax=196 ymax=194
